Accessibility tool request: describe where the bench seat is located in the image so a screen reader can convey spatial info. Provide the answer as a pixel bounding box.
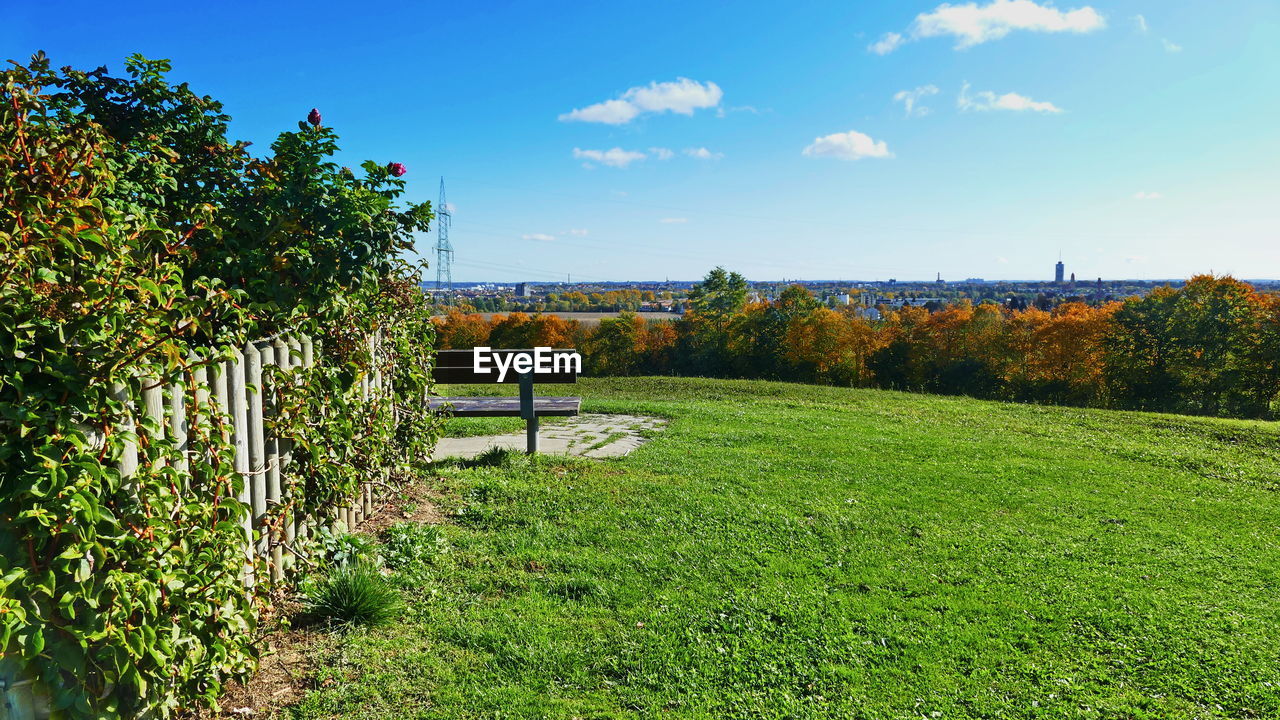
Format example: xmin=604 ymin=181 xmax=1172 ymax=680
xmin=428 ymin=396 xmax=581 ymax=417
xmin=430 ymin=348 xmax=582 ymax=453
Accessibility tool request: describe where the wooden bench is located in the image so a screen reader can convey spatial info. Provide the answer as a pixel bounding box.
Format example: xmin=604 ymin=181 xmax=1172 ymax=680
xmin=429 ymin=348 xmax=581 ymax=453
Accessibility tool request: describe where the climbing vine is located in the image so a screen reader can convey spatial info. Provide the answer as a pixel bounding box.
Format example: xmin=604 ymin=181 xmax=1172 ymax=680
xmin=0 ymin=52 xmax=439 ymax=716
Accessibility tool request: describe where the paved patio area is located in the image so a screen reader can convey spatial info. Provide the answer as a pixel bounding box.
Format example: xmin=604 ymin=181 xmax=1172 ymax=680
xmin=432 ymin=413 xmax=666 ymax=460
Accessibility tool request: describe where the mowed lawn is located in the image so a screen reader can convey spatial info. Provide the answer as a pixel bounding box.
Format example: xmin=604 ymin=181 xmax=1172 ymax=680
xmin=289 ymin=377 xmax=1280 ymax=719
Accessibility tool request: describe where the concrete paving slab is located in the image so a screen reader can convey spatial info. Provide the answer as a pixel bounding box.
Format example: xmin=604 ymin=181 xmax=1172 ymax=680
xmin=432 ymin=413 xmax=666 ymax=460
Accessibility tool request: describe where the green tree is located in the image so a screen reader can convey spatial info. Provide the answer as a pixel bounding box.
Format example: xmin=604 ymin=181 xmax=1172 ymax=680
xmin=1163 ymin=275 xmax=1268 ymax=416
xmin=677 ymin=267 xmax=748 ymax=375
xmin=728 ymin=284 xmax=817 ymax=379
xmin=687 ymin=266 xmax=748 ymax=323
xmin=586 ymin=313 xmax=644 ymax=375
xmin=1103 ymin=287 xmax=1178 ymax=412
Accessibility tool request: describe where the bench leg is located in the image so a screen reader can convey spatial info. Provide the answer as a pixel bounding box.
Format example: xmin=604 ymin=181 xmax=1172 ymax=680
xmin=526 ymin=415 xmax=539 ymax=454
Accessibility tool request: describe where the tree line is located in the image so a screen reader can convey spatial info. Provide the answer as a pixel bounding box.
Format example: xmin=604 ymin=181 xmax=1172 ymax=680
xmin=434 ymin=268 xmax=1280 ymax=420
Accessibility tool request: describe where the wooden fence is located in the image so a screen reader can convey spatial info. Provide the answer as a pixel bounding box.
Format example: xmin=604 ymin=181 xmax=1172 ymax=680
xmin=0 ymin=333 xmax=391 ymax=720
xmin=113 ymin=332 xmax=387 ymax=585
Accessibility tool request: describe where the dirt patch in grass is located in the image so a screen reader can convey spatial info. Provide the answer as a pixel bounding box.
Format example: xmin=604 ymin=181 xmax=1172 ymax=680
xmin=203 ymin=623 xmax=327 ymax=718
xmin=358 ymin=479 xmax=450 ymax=536
xmin=191 ymin=477 xmax=451 ymax=718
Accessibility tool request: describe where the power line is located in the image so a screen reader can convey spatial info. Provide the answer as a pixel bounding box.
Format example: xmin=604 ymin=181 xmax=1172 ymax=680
xmin=450 ymin=175 xmax=1190 ymax=242
xmin=455 ymin=221 xmax=920 ymax=277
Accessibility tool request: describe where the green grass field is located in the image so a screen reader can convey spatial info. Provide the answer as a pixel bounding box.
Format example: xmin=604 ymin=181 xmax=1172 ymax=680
xmin=288 ymin=377 xmax=1280 ymax=719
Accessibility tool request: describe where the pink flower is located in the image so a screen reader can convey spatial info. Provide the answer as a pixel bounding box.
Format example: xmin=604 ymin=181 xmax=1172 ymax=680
xmin=307 ymin=108 xmax=322 ymax=127
xmin=388 ymin=162 xmax=407 ymax=177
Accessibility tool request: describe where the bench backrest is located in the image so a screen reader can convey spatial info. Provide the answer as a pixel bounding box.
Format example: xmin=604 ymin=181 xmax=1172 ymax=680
xmin=433 ymin=347 xmax=581 ymax=384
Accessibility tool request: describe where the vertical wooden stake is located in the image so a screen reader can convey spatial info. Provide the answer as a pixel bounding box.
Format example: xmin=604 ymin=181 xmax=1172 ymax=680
xmin=170 ymin=371 xmax=189 ymax=475
xmin=112 ymin=380 xmax=139 ymax=478
xmin=247 ymin=341 xmax=268 ymax=565
xmin=267 ymin=338 xmax=285 ymax=582
xmin=142 ymin=376 xmax=165 ymax=470
xmin=228 ymin=348 xmax=254 ymax=583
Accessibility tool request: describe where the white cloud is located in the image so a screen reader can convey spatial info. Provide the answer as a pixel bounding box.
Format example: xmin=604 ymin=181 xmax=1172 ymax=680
xmin=894 ymin=85 xmax=940 ymax=117
xmin=1133 ymin=191 xmax=1162 ymax=200
xmin=659 ymin=217 xmax=688 ymax=224
xmin=573 ymin=147 xmax=647 ymax=168
xmin=684 ymin=147 xmax=724 ymax=160
xmin=567 ymin=228 xmax=589 ymax=236
xmin=559 ymin=78 xmax=723 ymax=124
xmin=522 ymin=233 xmax=555 ymax=242
xmin=869 ymin=32 xmax=905 ymax=55
xmin=873 ymin=0 xmax=1105 ymax=53
xmin=559 ymin=98 xmax=638 ymax=125
xmin=1134 ymin=15 xmax=1181 ymax=51
xmin=649 ymin=147 xmax=675 ymax=160
xmin=958 ymin=82 xmax=1063 ymax=113
xmin=802 ymin=130 xmax=893 ymax=161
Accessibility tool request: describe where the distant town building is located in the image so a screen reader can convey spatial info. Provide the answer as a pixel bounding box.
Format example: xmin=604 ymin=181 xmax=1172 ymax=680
xmin=515 ymin=282 xmax=532 ymax=297
xmin=859 ymin=291 xmax=942 ymax=309
xmin=1055 ymin=261 xmax=1065 ymax=284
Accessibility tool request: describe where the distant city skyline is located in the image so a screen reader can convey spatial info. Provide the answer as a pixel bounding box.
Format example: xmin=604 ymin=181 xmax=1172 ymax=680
xmin=444 ymin=270 xmax=1280 ymax=286
xmin=6 ymin=1 xmax=1278 ymax=282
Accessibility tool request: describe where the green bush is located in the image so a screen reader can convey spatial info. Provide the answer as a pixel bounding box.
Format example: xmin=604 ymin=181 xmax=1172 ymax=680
xmin=304 ymin=564 xmax=403 ymax=628
xmin=0 ymin=52 xmax=440 ymax=716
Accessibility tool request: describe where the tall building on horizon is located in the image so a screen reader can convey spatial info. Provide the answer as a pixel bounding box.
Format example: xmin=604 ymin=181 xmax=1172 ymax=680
xmin=1055 ymin=260 xmax=1065 ymax=284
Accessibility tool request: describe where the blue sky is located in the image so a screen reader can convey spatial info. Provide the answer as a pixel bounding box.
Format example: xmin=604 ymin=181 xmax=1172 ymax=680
xmin=5 ymin=1 xmax=1279 ymax=282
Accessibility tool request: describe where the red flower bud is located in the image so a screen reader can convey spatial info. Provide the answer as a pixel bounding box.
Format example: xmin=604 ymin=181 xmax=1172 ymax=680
xmin=307 ymin=108 xmax=322 ymax=127
xmin=388 ymin=162 xmax=407 ymax=177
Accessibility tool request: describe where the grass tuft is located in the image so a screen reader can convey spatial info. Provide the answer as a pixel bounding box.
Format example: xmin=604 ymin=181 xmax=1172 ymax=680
xmin=383 ymin=522 xmax=449 ymax=572
xmin=304 ymin=563 xmax=403 ymax=628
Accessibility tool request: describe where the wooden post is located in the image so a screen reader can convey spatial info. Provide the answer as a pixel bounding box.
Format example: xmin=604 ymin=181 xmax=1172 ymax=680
xmin=212 ymin=361 xmax=229 ymax=444
xmin=228 ymin=348 xmax=254 ymax=580
xmin=111 ymin=380 xmax=139 ymax=478
xmin=189 ymin=364 xmax=208 ymax=492
xmin=282 ymin=336 xmax=301 ymax=560
xmin=296 ymin=335 xmax=312 ymax=542
xmin=169 ymin=371 xmax=189 ymax=475
xmin=265 ymin=339 xmax=284 ymax=582
xmin=142 ymin=376 xmax=165 ymax=469
xmin=519 ymin=371 xmax=538 ymax=454
xmin=372 ymin=332 xmax=382 ymax=394
xmin=1 ymin=672 xmax=38 ymax=720
xmin=247 ymin=342 xmax=268 ymax=563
